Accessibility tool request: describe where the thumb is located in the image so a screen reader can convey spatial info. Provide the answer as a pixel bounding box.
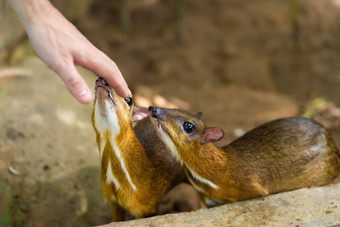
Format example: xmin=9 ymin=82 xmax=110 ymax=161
xmin=56 ymin=63 xmax=93 ymax=104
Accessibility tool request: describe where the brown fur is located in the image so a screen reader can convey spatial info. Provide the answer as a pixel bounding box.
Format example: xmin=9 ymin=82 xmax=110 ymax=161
xmin=149 ymin=107 xmax=340 ymax=207
xmin=92 ymin=80 xmax=186 ymax=221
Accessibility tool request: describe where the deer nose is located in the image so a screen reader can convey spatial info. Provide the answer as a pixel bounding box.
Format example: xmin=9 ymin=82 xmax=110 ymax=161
xmin=96 ymin=77 xmax=109 ymax=86
xmin=148 ymin=106 xmax=159 ymax=118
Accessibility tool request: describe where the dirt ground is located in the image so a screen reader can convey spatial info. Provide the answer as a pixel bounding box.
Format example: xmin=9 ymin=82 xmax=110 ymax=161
xmin=0 ymin=0 xmax=340 ymax=226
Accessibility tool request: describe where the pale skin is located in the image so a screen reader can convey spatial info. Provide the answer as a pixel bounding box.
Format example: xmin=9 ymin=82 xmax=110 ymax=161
xmin=8 ymin=0 xmax=132 ymax=104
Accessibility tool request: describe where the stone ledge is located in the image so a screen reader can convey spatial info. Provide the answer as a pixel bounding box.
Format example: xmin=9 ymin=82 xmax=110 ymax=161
xmin=100 ymin=183 xmax=340 ymax=227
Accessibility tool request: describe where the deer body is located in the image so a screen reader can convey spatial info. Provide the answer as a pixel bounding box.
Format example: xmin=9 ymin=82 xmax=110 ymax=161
xmin=92 ymin=79 xmax=185 ymax=221
xmin=148 ymin=107 xmax=340 ymax=207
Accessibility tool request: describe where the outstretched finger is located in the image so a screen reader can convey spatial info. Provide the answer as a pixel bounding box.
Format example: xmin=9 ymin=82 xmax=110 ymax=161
xmin=76 ymin=50 xmax=132 ymax=98
xmin=56 ymin=62 xmax=93 ymax=104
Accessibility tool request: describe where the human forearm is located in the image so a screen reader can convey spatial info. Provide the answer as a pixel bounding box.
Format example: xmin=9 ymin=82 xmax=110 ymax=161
xmin=7 ymin=0 xmax=131 ymax=103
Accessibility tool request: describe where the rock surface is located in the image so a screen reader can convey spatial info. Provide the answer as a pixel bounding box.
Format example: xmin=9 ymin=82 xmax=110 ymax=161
xmin=101 ymin=183 xmax=340 ymax=227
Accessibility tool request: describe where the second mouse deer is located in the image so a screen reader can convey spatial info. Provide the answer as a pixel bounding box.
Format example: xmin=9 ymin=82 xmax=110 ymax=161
xmin=148 ymin=106 xmax=340 ymax=207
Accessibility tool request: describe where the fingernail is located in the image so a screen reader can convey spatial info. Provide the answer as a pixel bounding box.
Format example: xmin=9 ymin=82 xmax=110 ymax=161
xmin=78 ymin=89 xmax=88 ymax=97
xmin=78 ymin=89 xmax=92 ymax=103
xmin=127 ymin=89 xmax=132 ymax=98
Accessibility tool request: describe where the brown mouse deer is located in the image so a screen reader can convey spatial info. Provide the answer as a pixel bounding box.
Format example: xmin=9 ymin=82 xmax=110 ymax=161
xmin=92 ymin=79 xmax=186 ymax=221
xmin=148 ymin=106 xmax=340 ymax=207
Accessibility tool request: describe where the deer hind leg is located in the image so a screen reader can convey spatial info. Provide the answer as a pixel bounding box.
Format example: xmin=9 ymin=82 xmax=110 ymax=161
xmin=109 ymin=200 xmax=126 ymax=222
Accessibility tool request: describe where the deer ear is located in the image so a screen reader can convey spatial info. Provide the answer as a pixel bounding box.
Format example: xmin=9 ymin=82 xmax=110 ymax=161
xmin=201 ymin=127 xmax=224 ymax=143
xmin=132 ymin=106 xmax=149 ymax=122
xmin=196 ymin=111 xmax=203 ymax=119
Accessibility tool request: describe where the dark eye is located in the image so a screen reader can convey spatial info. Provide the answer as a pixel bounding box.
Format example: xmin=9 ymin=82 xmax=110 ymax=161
xmin=124 ymin=98 xmax=133 ymax=107
xmin=183 ymin=122 xmax=195 ymax=134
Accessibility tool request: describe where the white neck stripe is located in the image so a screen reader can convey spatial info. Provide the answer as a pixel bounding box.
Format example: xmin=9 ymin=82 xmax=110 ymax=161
xmin=106 ymin=160 xmax=121 ymax=190
xmin=94 ymin=100 xmax=137 ymax=191
xmin=110 ymin=137 xmax=137 ymax=191
xmin=188 ymin=177 xmax=205 ymax=193
xmin=185 ymin=164 xmax=220 ymax=190
xmin=158 ymin=126 xmax=183 ymax=164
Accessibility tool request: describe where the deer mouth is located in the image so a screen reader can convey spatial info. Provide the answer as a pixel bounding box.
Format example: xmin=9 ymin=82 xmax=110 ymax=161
xmin=148 ymin=106 xmax=171 ymax=135
xmin=95 ymin=85 xmax=117 ymax=107
xmin=149 ymin=115 xmax=170 ymax=136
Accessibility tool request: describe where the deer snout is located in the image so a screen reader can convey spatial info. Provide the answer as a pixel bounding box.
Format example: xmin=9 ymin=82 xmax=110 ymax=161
xmin=148 ymin=106 xmax=159 ymax=118
xmin=95 ymin=77 xmax=109 ymax=87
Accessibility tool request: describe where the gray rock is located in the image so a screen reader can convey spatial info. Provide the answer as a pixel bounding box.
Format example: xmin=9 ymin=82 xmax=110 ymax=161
xmin=100 ymin=183 xmax=340 ymax=227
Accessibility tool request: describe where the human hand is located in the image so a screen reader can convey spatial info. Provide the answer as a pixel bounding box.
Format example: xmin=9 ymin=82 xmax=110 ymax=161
xmin=9 ymin=0 xmax=131 ymax=104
